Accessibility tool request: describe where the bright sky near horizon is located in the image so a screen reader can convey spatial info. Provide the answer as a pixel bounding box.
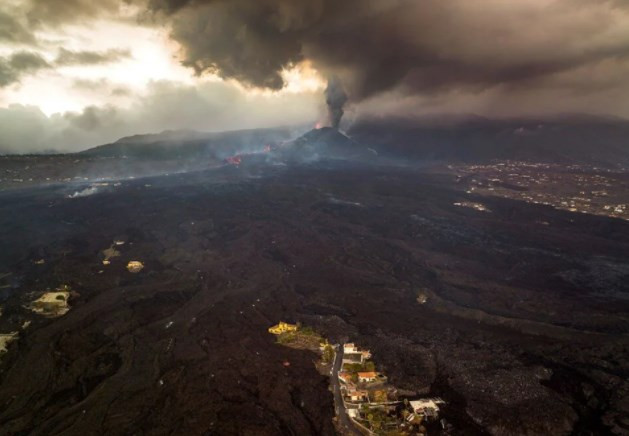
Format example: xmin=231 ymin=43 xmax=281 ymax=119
xmin=1 ymin=0 xmax=629 ymax=153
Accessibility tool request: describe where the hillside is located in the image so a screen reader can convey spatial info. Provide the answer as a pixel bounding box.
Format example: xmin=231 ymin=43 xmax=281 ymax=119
xmin=348 ymin=114 xmax=629 ymax=167
xmin=277 ymin=127 xmax=375 ymax=163
xmin=80 ymin=127 xmax=298 ymax=160
xmin=76 ymin=115 xmax=629 ymax=168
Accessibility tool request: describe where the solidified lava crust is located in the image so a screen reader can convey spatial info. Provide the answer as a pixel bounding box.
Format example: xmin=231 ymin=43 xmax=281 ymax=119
xmin=0 ymin=162 xmax=628 ymax=435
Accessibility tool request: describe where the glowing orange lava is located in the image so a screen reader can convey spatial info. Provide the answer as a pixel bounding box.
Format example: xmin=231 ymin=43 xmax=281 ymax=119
xmin=225 ymin=155 xmax=242 ymax=165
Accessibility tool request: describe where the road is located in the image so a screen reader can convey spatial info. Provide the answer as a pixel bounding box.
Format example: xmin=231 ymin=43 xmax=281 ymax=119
xmin=331 ymin=343 xmax=362 ymax=435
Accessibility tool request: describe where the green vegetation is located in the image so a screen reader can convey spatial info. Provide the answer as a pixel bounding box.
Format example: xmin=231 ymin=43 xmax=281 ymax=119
xmin=277 ymin=331 xmax=298 ymax=344
xmin=275 ymin=325 xmax=331 ymax=359
xmin=370 ymin=389 xmax=388 ymax=403
xmin=365 ymin=408 xmax=387 ymax=431
xmin=298 ymin=325 xmax=318 ymax=336
xmin=342 ymin=360 xmax=376 ymax=374
xmin=322 ymin=343 xmax=335 ymax=363
xmin=359 ymin=402 xmax=405 ymax=435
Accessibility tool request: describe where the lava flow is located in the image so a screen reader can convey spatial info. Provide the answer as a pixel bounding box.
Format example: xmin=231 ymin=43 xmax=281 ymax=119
xmin=224 ymin=155 xmax=242 ymax=165
xmin=224 ymin=144 xmax=273 ymax=166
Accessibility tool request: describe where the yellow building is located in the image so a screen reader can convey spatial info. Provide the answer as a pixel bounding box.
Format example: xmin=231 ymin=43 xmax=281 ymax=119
xmin=268 ymin=321 xmax=298 ymax=335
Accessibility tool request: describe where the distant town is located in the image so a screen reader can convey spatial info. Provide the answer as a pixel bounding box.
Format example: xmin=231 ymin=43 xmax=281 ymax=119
xmin=269 ymin=322 xmax=445 ymax=435
xmin=450 ymin=160 xmax=629 ymax=221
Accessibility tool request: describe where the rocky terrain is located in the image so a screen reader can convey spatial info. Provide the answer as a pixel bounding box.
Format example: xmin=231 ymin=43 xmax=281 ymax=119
xmin=0 ymin=128 xmax=628 ymax=435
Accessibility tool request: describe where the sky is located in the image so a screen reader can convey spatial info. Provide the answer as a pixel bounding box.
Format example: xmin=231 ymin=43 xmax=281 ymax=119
xmin=1 ymin=0 xmax=629 ymax=153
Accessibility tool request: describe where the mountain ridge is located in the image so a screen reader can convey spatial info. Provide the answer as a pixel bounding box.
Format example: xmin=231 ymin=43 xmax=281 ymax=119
xmin=74 ymin=114 xmax=629 ymax=167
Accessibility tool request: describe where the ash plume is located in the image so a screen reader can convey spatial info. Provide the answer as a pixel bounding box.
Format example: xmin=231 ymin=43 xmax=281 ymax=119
xmin=325 ymin=77 xmax=347 ymax=129
xmin=146 ymin=0 xmax=629 ymax=116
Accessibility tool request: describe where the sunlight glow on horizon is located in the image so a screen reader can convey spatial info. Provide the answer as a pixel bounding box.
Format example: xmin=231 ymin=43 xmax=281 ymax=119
xmin=0 ymin=17 xmax=326 ymax=118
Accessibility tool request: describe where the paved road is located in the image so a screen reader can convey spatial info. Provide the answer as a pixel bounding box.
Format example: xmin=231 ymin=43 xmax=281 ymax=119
xmin=331 ymin=344 xmax=362 ymax=435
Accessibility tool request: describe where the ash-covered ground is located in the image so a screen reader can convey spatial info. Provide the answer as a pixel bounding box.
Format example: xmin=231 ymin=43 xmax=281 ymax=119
xmin=0 ymin=134 xmax=628 ymax=435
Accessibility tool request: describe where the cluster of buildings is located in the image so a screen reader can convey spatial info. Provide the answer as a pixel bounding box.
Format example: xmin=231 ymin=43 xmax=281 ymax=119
xmin=452 ymin=161 xmax=629 ymax=221
xmin=338 ymin=342 xmax=445 ymax=435
xmin=268 ymin=327 xmax=447 ymax=434
xmin=268 ymin=321 xmax=298 ymax=335
xmin=338 ymin=343 xmax=389 ymax=431
xmin=339 ymin=343 xmax=384 ymax=405
xmin=453 ymin=201 xmax=491 ymax=212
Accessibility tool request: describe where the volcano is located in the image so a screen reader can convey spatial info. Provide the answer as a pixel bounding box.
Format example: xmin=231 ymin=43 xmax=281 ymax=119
xmin=277 ymin=127 xmax=375 ymax=163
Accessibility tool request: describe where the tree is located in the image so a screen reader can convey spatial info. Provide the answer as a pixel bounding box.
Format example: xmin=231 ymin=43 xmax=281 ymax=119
xmin=369 ymin=410 xmax=384 ymax=430
xmin=343 ymin=363 xmax=363 ymax=373
xmin=300 ymin=326 xmax=316 ymax=336
xmin=322 ymin=344 xmax=334 ymax=363
xmin=372 ymin=390 xmax=387 ymax=403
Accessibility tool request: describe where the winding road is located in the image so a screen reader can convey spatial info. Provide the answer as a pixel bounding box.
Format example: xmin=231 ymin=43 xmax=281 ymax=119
xmin=331 ymin=344 xmax=362 ymax=435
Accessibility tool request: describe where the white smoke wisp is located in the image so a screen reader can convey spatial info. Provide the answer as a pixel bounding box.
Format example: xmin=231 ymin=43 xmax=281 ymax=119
xmin=67 ymin=186 xmax=100 ymax=198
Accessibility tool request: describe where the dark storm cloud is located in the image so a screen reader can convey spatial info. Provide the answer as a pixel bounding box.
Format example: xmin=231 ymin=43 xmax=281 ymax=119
xmin=26 ymin=0 xmax=121 ymax=26
xmin=149 ymin=0 xmax=312 ymax=90
xmin=0 ymin=0 xmax=132 ymax=46
xmin=55 ymin=48 xmax=131 ymax=66
xmin=148 ymin=0 xmax=629 ymax=107
xmin=0 ymin=10 xmax=36 ymax=45
xmin=0 ymin=51 xmax=50 ymax=87
xmin=149 ymin=0 xmax=322 ymax=90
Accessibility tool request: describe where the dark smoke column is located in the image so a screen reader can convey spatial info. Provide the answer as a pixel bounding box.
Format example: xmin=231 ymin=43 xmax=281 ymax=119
xmin=325 ymin=76 xmax=348 ymax=129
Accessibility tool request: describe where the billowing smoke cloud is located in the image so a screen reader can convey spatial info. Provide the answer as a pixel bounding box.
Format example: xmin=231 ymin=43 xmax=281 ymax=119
xmin=148 ymin=0 xmax=629 ymax=125
xmin=325 ymin=76 xmax=347 ymax=129
xmin=2 ymin=0 xmax=629 ymax=155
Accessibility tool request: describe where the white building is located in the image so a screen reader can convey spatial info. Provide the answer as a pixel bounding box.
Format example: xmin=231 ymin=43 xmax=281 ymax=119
xmin=410 ymin=398 xmax=445 ymax=419
xmin=343 ymin=343 xmax=371 ymax=364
